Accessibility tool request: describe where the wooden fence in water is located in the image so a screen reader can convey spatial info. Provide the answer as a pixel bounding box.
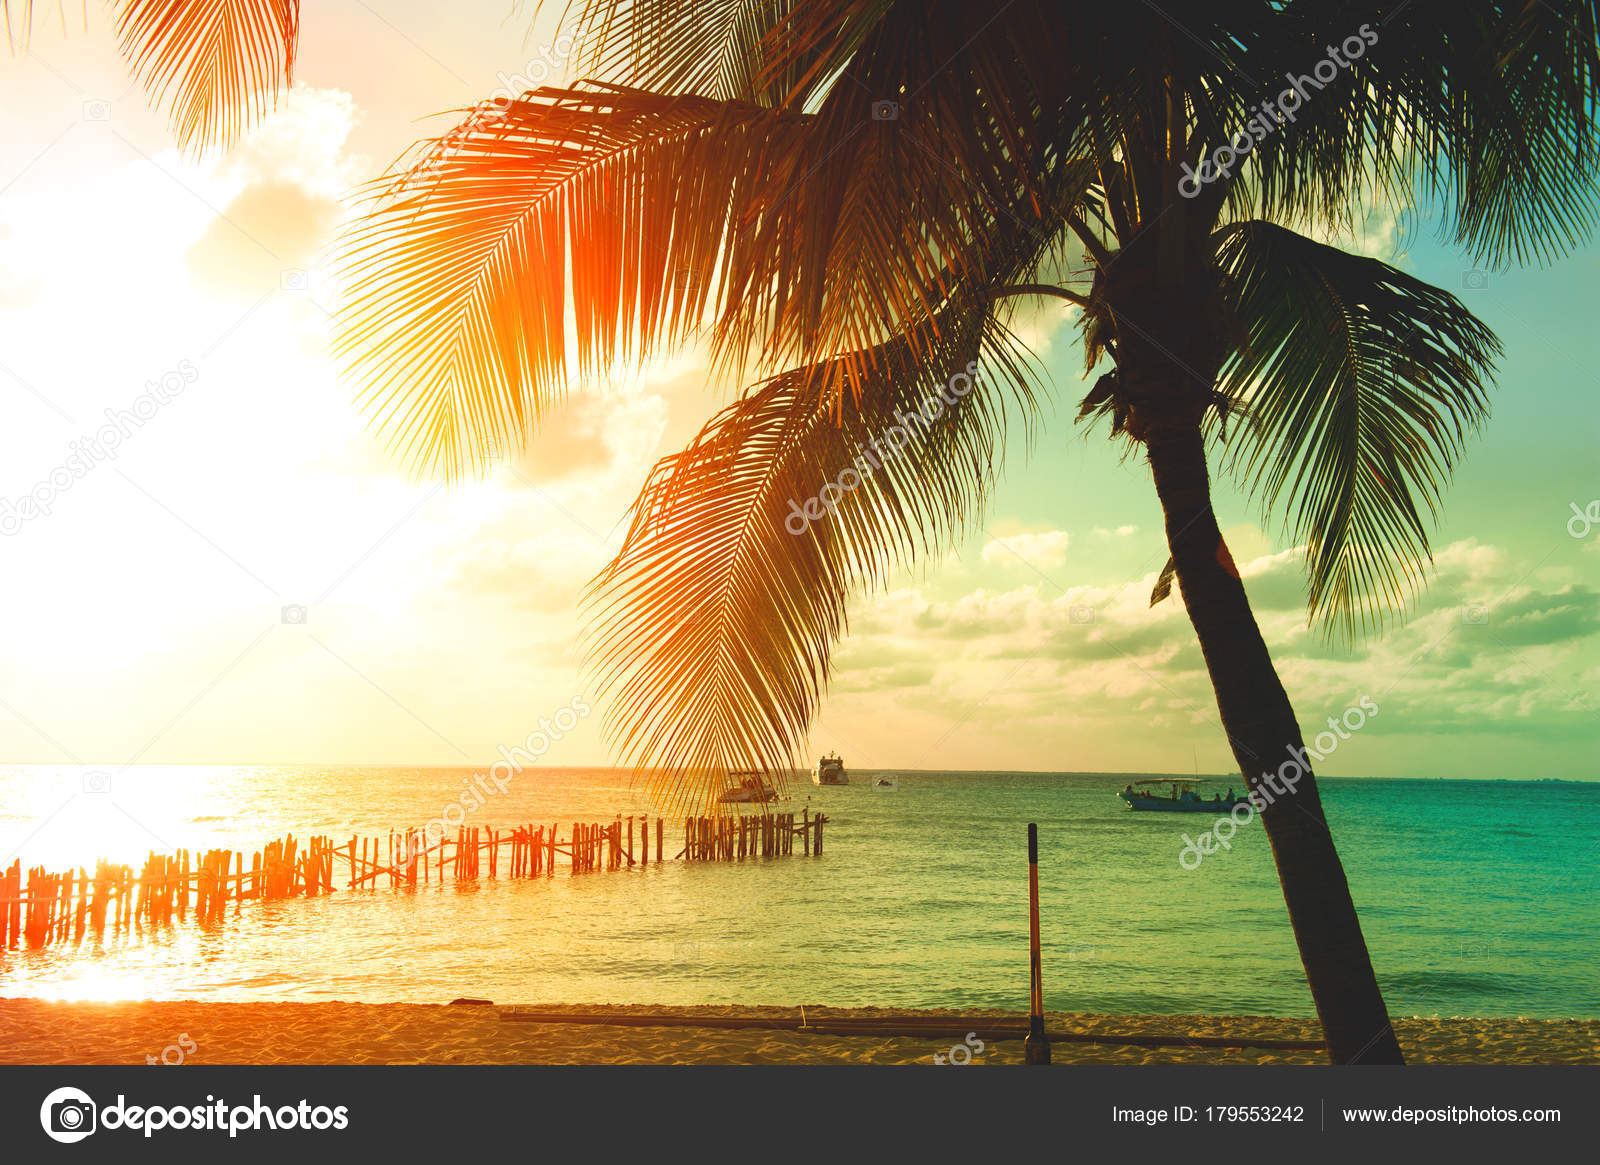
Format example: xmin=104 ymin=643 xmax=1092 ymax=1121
xmin=0 ymin=810 xmax=827 ymax=952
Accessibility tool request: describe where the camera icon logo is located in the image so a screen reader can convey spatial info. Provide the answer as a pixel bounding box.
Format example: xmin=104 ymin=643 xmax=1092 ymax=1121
xmin=671 ymin=941 xmax=700 ymax=964
xmin=871 ymin=100 xmax=899 ymax=120
xmin=1460 ymin=605 xmax=1490 ymax=625
xmin=280 ymin=269 xmax=310 ymax=292
xmin=82 ymin=770 xmax=112 ymax=794
xmin=82 ymin=100 xmax=111 ymax=122
xmin=1068 ymin=605 xmax=1096 ymax=625
xmin=40 ymin=1086 xmax=97 ymax=1143
xmin=281 ymin=604 xmax=308 ymax=625
xmin=1461 ymin=269 xmax=1489 ymax=291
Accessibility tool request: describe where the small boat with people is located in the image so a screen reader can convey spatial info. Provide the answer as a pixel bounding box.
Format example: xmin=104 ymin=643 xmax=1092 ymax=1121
xmin=718 ymin=770 xmax=781 ymax=803
xmin=1118 ymin=777 xmax=1247 ymax=813
xmin=813 ymin=752 xmax=848 ymax=785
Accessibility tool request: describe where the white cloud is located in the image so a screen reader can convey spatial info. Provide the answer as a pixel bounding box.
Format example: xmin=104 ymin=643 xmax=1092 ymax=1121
xmin=1005 ymin=296 xmax=1080 ymax=356
xmin=1306 ymin=186 xmax=1412 ymax=263
xmin=824 ymin=537 xmax=1600 ymax=773
xmin=185 ymin=86 xmax=360 ymax=298
xmin=221 ymin=85 xmax=364 ymax=197
xmin=982 ymin=529 xmax=1069 ymax=568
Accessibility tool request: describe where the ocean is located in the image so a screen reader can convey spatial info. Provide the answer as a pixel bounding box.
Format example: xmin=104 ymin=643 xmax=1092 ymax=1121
xmin=0 ymin=766 xmax=1595 ymax=1018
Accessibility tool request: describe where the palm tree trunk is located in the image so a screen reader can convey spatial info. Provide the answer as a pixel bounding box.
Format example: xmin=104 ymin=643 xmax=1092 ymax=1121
xmin=1143 ymin=420 xmax=1405 ymax=1065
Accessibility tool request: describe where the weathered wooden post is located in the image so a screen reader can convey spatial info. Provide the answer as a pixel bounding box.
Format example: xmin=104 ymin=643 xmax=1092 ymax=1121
xmin=1025 ymin=822 xmax=1050 ymax=1065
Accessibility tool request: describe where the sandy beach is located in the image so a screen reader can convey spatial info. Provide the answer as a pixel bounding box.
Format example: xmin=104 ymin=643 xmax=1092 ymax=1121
xmin=1 ymin=999 xmax=1595 ymax=1066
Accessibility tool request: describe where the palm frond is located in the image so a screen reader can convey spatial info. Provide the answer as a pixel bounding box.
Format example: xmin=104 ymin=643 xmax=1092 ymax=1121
xmin=551 ymin=0 xmax=867 ymax=105
xmin=335 ymin=76 xmax=1059 ymax=480
xmin=1238 ymin=0 xmax=1600 ymax=266
xmin=570 ymin=132 xmax=1092 ymax=813
xmin=1 ymin=0 xmax=69 ymax=51
xmin=2 ymin=1 xmax=32 ymax=52
xmin=335 ymin=85 xmax=817 ymax=481
xmin=584 ymin=306 xmax=1039 ymax=813
xmin=1213 ymin=220 xmax=1501 ymax=639
xmin=113 ymin=0 xmax=299 ymax=153
xmin=1435 ymin=0 xmax=1600 ymax=265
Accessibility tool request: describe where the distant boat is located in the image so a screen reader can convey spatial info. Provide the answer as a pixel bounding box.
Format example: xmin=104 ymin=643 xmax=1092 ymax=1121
xmin=813 ymin=753 xmax=848 ymax=785
xmin=718 ymin=771 xmax=780 ymax=803
xmin=1118 ymin=777 xmax=1246 ymax=813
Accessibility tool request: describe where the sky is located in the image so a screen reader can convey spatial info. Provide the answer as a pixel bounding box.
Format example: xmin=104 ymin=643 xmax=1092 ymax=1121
xmin=0 ymin=1 xmax=1595 ymax=782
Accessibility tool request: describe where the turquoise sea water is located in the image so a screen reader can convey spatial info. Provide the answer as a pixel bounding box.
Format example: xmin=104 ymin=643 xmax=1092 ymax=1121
xmin=0 ymin=766 xmax=1595 ymax=1018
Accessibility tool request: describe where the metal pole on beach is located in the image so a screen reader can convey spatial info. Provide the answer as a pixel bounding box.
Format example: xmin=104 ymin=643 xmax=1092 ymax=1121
xmin=1025 ymin=822 xmax=1051 ymax=1064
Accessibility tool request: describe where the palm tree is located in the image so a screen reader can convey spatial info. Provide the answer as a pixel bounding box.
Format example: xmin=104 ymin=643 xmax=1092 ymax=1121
xmin=335 ymin=1 xmax=1600 ymax=1064
xmin=4 ymin=0 xmax=299 ymax=152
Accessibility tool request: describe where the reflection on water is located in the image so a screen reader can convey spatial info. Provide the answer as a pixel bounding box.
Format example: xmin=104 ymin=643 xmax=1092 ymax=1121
xmin=0 ymin=766 xmax=1595 ymax=1017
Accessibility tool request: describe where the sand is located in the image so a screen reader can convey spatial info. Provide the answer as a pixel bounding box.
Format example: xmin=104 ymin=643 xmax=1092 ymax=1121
xmin=1 ymin=999 xmax=1596 ymax=1065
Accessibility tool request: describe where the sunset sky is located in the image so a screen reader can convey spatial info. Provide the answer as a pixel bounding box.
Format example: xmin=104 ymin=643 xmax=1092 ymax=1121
xmin=0 ymin=0 xmax=1595 ymax=782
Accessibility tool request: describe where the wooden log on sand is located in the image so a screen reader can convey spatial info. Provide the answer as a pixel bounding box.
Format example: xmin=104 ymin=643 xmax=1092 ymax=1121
xmin=496 ymin=1010 xmax=1328 ymax=1051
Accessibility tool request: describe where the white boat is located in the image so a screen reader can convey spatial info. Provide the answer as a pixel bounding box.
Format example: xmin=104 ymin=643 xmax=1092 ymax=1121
xmin=813 ymin=753 xmax=848 ymax=785
xmin=717 ymin=771 xmax=780 ymax=803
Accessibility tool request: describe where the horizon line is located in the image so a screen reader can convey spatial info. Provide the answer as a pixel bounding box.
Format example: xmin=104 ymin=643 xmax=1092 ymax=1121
xmin=0 ymin=761 xmax=1590 ymax=783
